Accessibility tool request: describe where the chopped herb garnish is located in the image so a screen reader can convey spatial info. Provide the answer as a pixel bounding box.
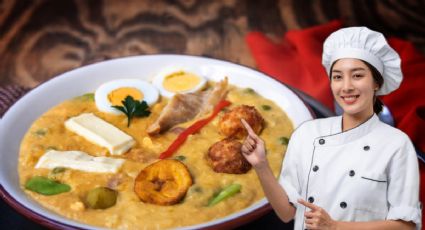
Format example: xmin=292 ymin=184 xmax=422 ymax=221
xmin=48 ymin=167 xmax=66 ymax=181
xmin=112 ymin=96 xmax=151 ymax=127
xmin=52 ymin=167 xmax=66 ymax=174
xmin=261 ymin=105 xmax=272 ymax=111
xmin=174 ymin=155 xmax=186 ymax=161
xmin=279 ymin=137 xmax=289 ymax=145
xmin=244 ymin=88 xmax=256 ymax=94
xmin=34 ymin=129 xmax=47 ymax=137
xmin=193 ymin=186 xmax=203 ymax=193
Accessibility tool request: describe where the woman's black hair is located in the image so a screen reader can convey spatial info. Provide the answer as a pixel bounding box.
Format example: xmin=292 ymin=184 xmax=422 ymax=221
xmin=362 ymin=61 xmax=384 ymax=114
xmin=329 ymin=60 xmax=384 ymax=114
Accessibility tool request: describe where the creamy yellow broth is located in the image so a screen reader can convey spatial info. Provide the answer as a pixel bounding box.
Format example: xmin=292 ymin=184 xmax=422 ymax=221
xmin=18 ymin=84 xmax=293 ymax=229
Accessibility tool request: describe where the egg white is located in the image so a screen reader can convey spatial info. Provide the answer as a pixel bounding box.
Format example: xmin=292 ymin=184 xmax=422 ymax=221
xmin=95 ymin=79 xmax=159 ymax=115
xmin=152 ymin=66 xmax=207 ymax=98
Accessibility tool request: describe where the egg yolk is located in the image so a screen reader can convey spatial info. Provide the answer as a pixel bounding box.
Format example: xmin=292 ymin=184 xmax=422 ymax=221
xmin=108 ymin=87 xmax=143 ymax=106
xmin=163 ymin=71 xmax=201 ymax=92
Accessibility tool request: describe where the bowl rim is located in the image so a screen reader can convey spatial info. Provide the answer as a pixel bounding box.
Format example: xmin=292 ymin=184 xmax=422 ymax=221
xmin=0 ymin=54 xmax=314 ymax=229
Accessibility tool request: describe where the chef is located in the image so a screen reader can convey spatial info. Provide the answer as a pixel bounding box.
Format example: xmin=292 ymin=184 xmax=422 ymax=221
xmin=241 ymin=27 xmax=422 ymax=230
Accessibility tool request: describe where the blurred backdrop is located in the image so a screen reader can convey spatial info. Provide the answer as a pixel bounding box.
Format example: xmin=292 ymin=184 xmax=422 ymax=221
xmin=0 ymin=0 xmax=424 ymax=87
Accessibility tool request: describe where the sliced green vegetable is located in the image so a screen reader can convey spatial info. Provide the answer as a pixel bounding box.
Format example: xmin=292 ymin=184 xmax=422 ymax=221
xmin=261 ymin=105 xmax=272 ymax=111
xmin=47 ymin=167 xmax=66 ymax=181
xmin=25 ymin=176 xmax=71 ymax=195
xmin=112 ymin=96 xmax=151 ymax=127
xmin=86 ymin=187 xmax=118 ymax=209
xmin=174 ymin=155 xmax=186 ymax=161
xmin=75 ymin=93 xmax=95 ymax=101
xmin=279 ymin=137 xmax=289 ymax=145
xmin=208 ymin=184 xmax=241 ymax=207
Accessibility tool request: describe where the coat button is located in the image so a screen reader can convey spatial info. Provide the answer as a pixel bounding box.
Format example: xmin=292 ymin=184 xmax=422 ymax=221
xmin=319 ymin=139 xmax=325 ymax=145
xmin=308 ymin=196 xmax=314 ymax=203
xmin=363 ymin=145 xmax=370 ymax=151
xmin=349 ymin=170 xmax=355 ymax=177
xmin=312 ymin=165 xmax=319 ymax=172
xmin=340 ymin=201 xmax=347 ymax=209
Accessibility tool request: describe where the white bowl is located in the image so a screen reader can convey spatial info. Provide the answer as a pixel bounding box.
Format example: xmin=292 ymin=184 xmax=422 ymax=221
xmin=0 ymin=54 xmax=313 ymax=229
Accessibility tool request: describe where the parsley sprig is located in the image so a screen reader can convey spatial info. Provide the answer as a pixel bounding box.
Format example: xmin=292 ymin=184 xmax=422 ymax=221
xmin=112 ymin=96 xmax=151 ymax=127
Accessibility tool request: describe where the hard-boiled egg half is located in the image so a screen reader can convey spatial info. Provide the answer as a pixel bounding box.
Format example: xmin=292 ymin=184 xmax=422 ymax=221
xmin=95 ymin=79 xmax=159 ymax=115
xmin=152 ymin=66 xmax=207 ymax=98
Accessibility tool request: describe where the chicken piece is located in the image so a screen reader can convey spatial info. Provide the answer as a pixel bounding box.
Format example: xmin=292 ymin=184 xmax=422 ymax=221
xmin=198 ymin=78 xmax=229 ymax=116
xmin=219 ymin=105 xmax=264 ymax=139
xmin=147 ymin=78 xmax=228 ymax=135
xmin=147 ymin=93 xmax=204 ymax=134
xmin=207 ymin=138 xmax=251 ymax=174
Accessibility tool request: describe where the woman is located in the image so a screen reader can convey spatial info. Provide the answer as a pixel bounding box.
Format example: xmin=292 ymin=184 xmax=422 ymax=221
xmin=241 ymin=27 xmax=422 ymax=229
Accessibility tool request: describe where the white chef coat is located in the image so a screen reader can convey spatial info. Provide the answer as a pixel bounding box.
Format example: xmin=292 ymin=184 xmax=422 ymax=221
xmin=278 ymin=114 xmax=422 ymax=229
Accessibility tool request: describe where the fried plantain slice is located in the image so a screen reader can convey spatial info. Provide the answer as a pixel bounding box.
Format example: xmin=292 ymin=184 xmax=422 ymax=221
xmin=134 ymin=159 xmax=193 ymax=205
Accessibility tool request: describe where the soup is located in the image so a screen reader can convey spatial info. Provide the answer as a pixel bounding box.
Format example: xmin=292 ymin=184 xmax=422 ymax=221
xmin=18 ymin=82 xmax=293 ymax=229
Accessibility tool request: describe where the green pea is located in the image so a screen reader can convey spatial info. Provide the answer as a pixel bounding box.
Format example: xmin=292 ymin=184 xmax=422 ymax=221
xmin=261 ymin=105 xmax=272 ymax=111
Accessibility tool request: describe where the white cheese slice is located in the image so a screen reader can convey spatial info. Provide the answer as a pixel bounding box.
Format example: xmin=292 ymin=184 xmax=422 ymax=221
xmin=65 ymin=113 xmax=135 ymax=155
xmin=35 ymin=150 xmax=125 ymax=173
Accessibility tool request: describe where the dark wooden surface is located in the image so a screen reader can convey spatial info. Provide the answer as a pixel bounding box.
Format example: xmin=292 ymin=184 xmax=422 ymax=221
xmin=0 ymin=0 xmax=424 ymax=88
xmin=1 ymin=0 xmax=424 ymax=229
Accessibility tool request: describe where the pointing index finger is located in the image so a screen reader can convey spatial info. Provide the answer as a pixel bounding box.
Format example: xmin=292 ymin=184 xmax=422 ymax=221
xmin=240 ymin=119 xmax=256 ymax=136
xmin=297 ymin=199 xmax=319 ymax=211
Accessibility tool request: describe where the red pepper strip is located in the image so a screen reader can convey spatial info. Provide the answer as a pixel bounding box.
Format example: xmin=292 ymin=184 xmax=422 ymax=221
xmin=159 ymin=100 xmax=231 ymax=159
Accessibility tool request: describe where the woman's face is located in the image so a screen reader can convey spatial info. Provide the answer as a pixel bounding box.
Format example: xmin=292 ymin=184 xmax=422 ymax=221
xmin=330 ymin=58 xmax=378 ymax=118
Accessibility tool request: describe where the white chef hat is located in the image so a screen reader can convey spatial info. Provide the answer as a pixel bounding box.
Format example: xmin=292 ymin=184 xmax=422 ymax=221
xmin=322 ymin=27 xmax=402 ymax=95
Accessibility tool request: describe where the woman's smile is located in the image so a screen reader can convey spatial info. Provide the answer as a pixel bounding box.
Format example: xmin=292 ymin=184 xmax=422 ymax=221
xmin=340 ymin=95 xmax=360 ymax=105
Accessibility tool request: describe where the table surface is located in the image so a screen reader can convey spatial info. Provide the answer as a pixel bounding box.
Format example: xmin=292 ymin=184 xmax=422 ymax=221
xmin=1 ymin=0 xmax=424 ymax=229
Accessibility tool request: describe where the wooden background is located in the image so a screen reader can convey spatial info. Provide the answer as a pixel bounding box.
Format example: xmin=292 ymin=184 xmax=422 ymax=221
xmin=0 ymin=0 xmax=424 ymax=88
